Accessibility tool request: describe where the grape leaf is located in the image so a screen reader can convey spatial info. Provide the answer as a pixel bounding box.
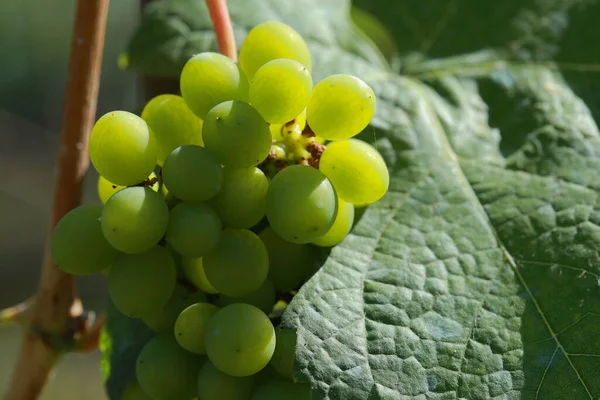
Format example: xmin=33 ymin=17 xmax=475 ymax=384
xmin=103 ymin=0 xmax=600 ymax=399
xmin=100 ymin=300 xmax=154 ymax=399
xmin=283 ymin=64 xmax=600 ymax=399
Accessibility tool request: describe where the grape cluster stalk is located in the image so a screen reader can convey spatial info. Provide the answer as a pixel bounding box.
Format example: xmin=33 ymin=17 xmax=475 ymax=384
xmin=51 ymin=19 xmax=390 ymax=400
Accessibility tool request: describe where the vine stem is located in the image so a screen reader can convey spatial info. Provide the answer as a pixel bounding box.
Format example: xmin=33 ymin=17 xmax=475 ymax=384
xmin=206 ymin=0 xmax=237 ymax=61
xmin=4 ymin=0 xmax=109 ymax=398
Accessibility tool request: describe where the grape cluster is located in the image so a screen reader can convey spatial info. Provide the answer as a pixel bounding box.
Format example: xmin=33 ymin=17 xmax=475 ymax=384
xmin=51 ymin=21 xmax=389 ymax=400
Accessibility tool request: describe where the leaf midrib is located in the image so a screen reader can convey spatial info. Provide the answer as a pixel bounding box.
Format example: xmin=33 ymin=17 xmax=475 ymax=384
xmin=408 ymin=76 xmax=594 ymax=399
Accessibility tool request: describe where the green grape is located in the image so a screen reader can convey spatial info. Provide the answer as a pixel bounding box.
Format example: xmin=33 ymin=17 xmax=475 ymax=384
xmin=181 ymin=257 xmax=219 ymax=294
xmin=204 ymin=229 xmax=269 ymax=297
xmin=249 ymin=59 xmax=312 ymax=124
xmin=251 ymin=381 xmax=311 ymax=400
xmin=312 ymin=198 xmax=354 ymax=247
xmin=203 ymin=101 xmax=272 ymax=167
xmin=174 ymin=302 xmax=219 ymax=354
xmin=210 ymin=167 xmax=268 ymax=229
xmin=136 ymin=334 xmax=202 ymax=400
xmin=319 ymin=139 xmax=389 ymax=205
xmin=197 ymin=360 xmax=255 ymax=400
xmin=306 ymin=74 xmax=376 ymax=140
xmin=205 ymin=304 xmax=275 ymax=377
xmin=101 ymin=187 xmax=169 ymax=254
xmin=180 ymin=52 xmax=249 ymax=119
xmin=218 ymin=279 xmax=275 ymax=315
xmin=141 ymin=94 xmax=204 ymax=165
xmin=108 ymin=246 xmax=176 ymax=318
xmin=162 ymin=145 xmax=222 ymax=202
xmin=89 ymin=111 xmax=158 ymax=186
xmin=51 ymin=204 xmax=118 ymax=275
xmin=239 ymin=21 xmax=312 ymax=79
xmin=122 ymin=380 xmax=152 ymax=400
xmin=166 ymin=202 xmax=222 ymax=257
xmin=270 ymin=328 xmax=297 ymax=379
xmin=97 ymin=173 xmax=159 ymax=204
xmin=258 ymin=227 xmax=316 ymax=291
xmin=142 ymin=283 xmax=207 ymax=332
xmin=265 ymin=165 xmax=337 ymax=244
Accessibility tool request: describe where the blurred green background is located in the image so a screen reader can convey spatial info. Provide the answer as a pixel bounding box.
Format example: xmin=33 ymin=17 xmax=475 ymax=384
xmin=0 ymin=1 xmax=140 ymax=398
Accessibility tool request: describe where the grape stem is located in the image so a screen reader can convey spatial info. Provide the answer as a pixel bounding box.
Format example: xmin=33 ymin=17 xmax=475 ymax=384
xmin=206 ymin=0 xmax=238 ymax=61
xmin=4 ymin=0 xmax=109 ymax=399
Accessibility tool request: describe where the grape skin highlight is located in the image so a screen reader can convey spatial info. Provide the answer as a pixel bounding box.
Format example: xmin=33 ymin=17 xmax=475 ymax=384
xmin=51 ymin=204 xmax=119 ymax=276
xmin=202 ymin=101 xmax=272 ymax=168
xmin=250 ymin=58 xmax=313 ymax=124
xmin=266 ymin=165 xmax=337 ymax=244
xmin=307 ymin=74 xmax=376 ymax=140
xmin=89 ymin=111 xmax=158 ymax=186
xmin=319 ymin=139 xmax=389 ymax=205
xmin=239 ymin=21 xmax=312 ymax=79
xmin=180 ymin=52 xmax=249 ymax=119
xmin=205 ymin=304 xmax=276 ymax=377
xmin=141 ymin=94 xmax=204 ymax=165
xmin=108 ymin=246 xmax=176 ymax=318
xmin=101 ymin=187 xmax=169 ymax=254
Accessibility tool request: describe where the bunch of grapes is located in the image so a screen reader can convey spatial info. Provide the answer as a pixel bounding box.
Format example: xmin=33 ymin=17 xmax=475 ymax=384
xmin=51 ymin=21 xmax=389 ymax=400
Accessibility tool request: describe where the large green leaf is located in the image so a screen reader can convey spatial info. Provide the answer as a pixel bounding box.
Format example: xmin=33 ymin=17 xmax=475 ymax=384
xmin=283 ymin=64 xmax=600 ymax=399
xmin=104 ymin=0 xmax=600 ymax=398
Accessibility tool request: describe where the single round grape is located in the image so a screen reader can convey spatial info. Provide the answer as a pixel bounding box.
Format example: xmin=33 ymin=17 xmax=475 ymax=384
xmin=97 ymin=172 xmax=159 ymax=204
xmin=218 ymin=279 xmax=275 ymax=315
xmin=174 ymin=302 xmax=219 ymax=354
xmin=266 ymin=165 xmax=337 ymax=244
xmin=142 ymin=283 xmax=207 ymax=332
xmin=205 ymin=304 xmax=275 ymax=377
xmin=166 ymin=202 xmax=222 ymax=257
xmin=90 ymin=111 xmax=158 ymax=186
xmin=162 ymin=145 xmax=223 ymax=202
xmin=258 ymin=227 xmax=316 ymax=291
xmin=270 ymin=328 xmax=297 ymax=379
xmin=51 ymin=204 xmax=119 ymax=275
xmin=121 ymin=380 xmax=152 ymax=400
xmin=136 ymin=334 xmax=202 ymax=400
xmin=182 ymin=257 xmax=219 ymax=294
xmin=202 ymin=101 xmax=272 ymax=167
xmin=180 ymin=52 xmax=249 ymax=119
xmin=251 ymin=381 xmax=311 ymax=400
xmin=203 ymin=229 xmax=269 ymax=297
xmin=108 ymin=246 xmax=176 ymax=318
xmin=197 ymin=360 xmax=255 ymax=400
xmin=210 ymin=167 xmax=268 ymax=229
xmin=307 ymin=75 xmax=376 ymax=140
xmin=141 ymin=94 xmax=204 ymax=165
xmin=101 ymin=187 xmax=169 ymax=254
xmin=250 ymin=59 xmax=312 ymax=124
xmin=239 ymin=21 xmax=312 ymax=79
xmin=319 ymin=139 xmax=389 ymax=205
xmin=312 ymin=198 xmax=354 ymax=247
